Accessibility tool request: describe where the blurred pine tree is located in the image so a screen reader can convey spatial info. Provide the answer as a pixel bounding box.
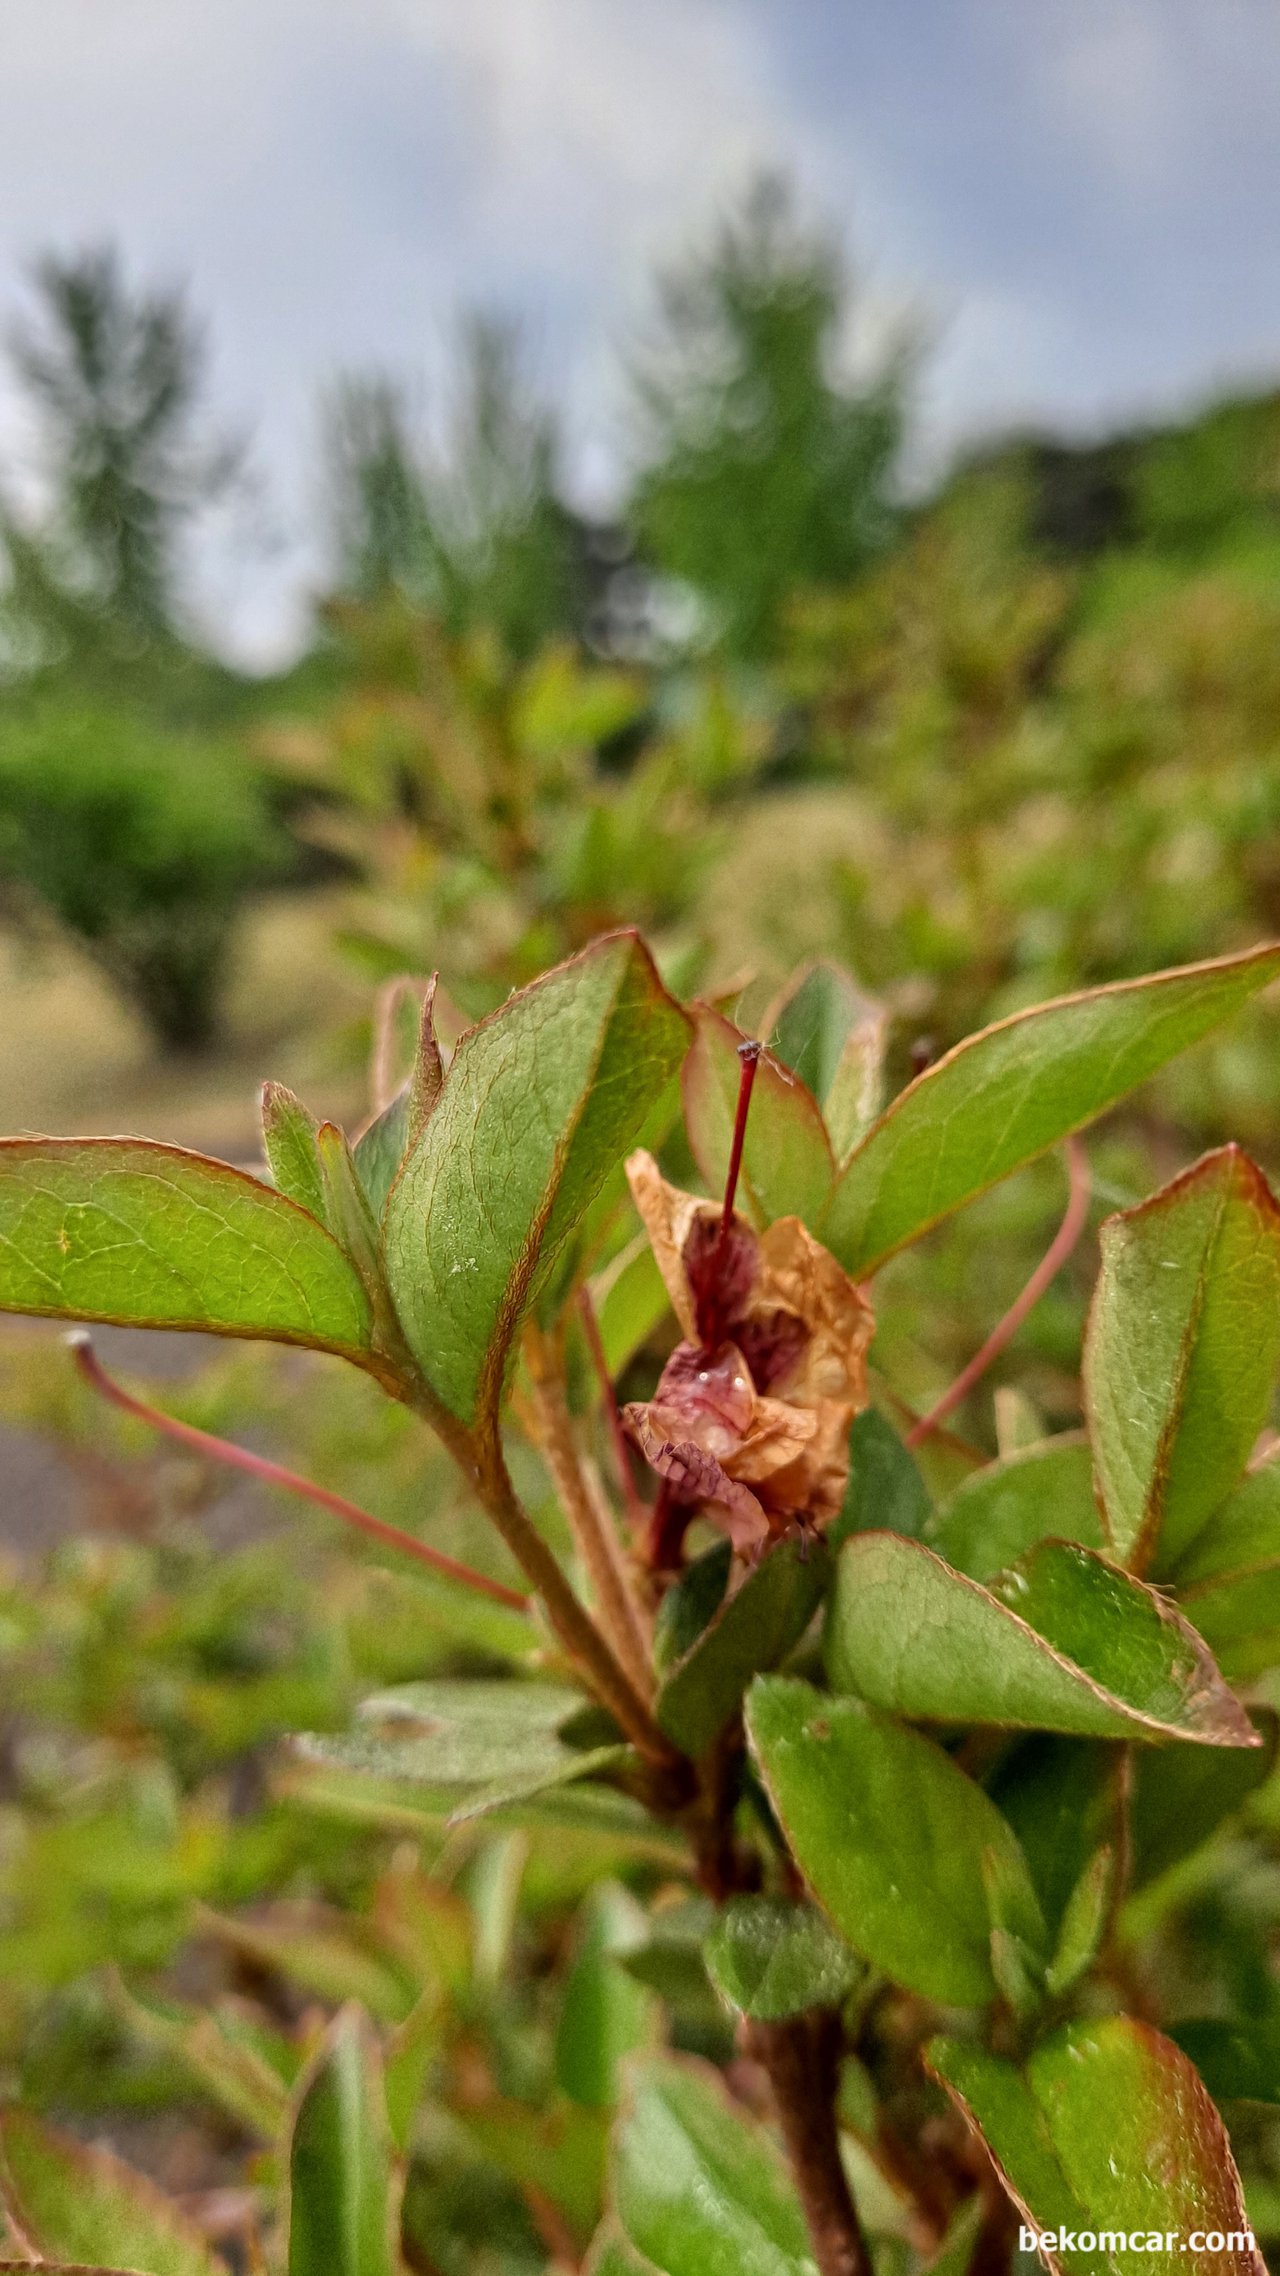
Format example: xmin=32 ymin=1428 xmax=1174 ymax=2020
xmin=627 ymin=173 xmax=908 ymax=656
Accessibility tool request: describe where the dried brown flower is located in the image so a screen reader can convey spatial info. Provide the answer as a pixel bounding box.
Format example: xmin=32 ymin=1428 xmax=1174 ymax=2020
xmin=622 ymin=1150 xmax=874 ymax=1556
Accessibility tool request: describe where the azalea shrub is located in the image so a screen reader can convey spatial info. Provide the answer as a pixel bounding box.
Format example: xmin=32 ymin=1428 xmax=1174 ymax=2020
xmin=3 ymin=933 xmax=1280 ymax=2273
xmin=262 ymin=602 xmax=769 ymax=1015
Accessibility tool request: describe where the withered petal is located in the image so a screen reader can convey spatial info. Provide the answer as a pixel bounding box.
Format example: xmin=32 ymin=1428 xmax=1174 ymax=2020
xmin=735 ymin=1306 xmax=810 ymax=1393
xmin=652 ymin=1339 xmax=756 ymax=1440
xmin=622 ymin=1409 xmax=769 ymax=1552
xmin=756 ymin=1216 xmax=874 ymax=1397
xmin=626 ymin=1149 xmax=757 ymax=1346
xmin=719 ymin=1395 xmax=819 ymax=1488
xmin=626 ymin=1150 xmax=702 ymax=1340
xmin=683 ymin=1211 xmax=758 ymax=1344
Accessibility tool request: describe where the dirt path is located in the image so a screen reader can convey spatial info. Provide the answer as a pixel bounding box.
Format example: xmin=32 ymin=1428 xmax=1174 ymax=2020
xmin=0 ymin=890 xmax=370 ymax=1149
xmin=0 ymin=1320 xmax=291 ymax=1558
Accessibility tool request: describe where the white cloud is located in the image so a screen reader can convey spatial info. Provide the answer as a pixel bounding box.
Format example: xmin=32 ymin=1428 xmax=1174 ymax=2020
xmin=1036 ymin=1 xmax=1185 ymax=194
xmin=0 ymin=0 xmax=808 ymax=656
xmin=1024 ymin=0 xmax=1280 ymax=199
xmin=394 ymin=0 xmax=786 ymax=221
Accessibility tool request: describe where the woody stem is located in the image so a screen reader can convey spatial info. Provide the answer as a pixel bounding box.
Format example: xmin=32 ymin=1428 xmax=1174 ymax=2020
xmin=523 ymin=1326 xmax=655 ymax=1702
xmin=471 ymin=1428 xmax=678 ymax=1769
xmin=576 ymin=1283 xmax=649 ymax=1538
xmin=744 ymin=2012 xmax=874 ymax=2276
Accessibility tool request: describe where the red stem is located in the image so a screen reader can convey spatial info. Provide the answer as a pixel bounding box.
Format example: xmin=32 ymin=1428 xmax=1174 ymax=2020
xmin=907 ymin=1135 xmax=1091 ymax=1449
xmin=67 ymin=1332 xmax=530 ymax=1611
xmin=576 ymin=1284 xmax=648 ymax=1536
xmin=718 ymin=1039 xmax=762 ymax=1245
xmin=642 ymin=1479 xmax=697 ymax=1575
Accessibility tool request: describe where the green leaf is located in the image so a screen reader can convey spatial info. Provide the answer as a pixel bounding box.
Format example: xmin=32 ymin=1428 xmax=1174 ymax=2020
xmin=981 ymin=1835 xmax=1047 ymax=1958
xmin=926 ymin=2041 xmax=1093 ymax=2272
xmin=612 ymin=2055 xmax=812 ymax=2276
xmin=286 ymin=2005 xmax=396 ymax=2276
xmin=655 ymin=1540 xmax=830 ymax=1758
xmin=294 ymin=1681 xmax=618 ymax=1819
xmin=262 ymin=1081 xmax=329 ymax=1225
xmin=382 ymin=1993 xmax=443 ymax=2151
xmin=383 ymin=932 xmax=691 ymax=1427
xmin=823 ymin=1011 xmax=889 ymax=1164
xmin=990 ymin=1738 xmax=1123 ymax=1941
xmin=445 ymin=1744 xmax=630 ymax=1829
xmin=704 ymin=1895 xmax=862 ymax=2022
xmin=584 ymin=2223 xmax=663 ymax=2276
xmin=465 ymin=1828 xmax=528 ymax=1984
xmin=928 ymin=2018 xmax=1261 ymax=2276
xmin=201 ymin=1905 xmax=418 ymax=2024
xmin=618 ymin=1899 xmax=721 ymax=2025
xmin=352 ymin=1085 xmax=412 ymax=1220
xmin=652 ymin=1541 xmax=732 ymax=1672
xmin=591 ymin=1238 xmax=670 ymax=1378
xmin=279 ymin=1752 xmax=685 ymax=1858
xmin=831 ymin=1407 xmax=931 ymax=1546
xmin=0 ymin=1139 xmax=374 ymax=1358
xmin=1129 ymin=1710 xmax=1278 ymax=1885
xmin=745 ymin=1675 xmax=1037 ymax=2005
xmin=821 ymin=944 xmax=1280 ymax=1277
xmin=983 ymin=1843 xmax=1050 ymax=2021
xmin=681 ymin=1002 xmax=835 ymax=1229
xmin=1170 ymin=1457 xmax=1280 ymax=1588
xmin=1044 ymin=1847 xmax=1114 ymax=1997
xmin=1084 ymin=1146 xmax=1280 ymax=1572
xmin=826 ymin=1533 xmax=1255 ymax=1745
xmin=317 ymin=1121 xmax=386 ymax=1281
xmin=110 ymin=1979 xmax=288 ymax=2140
xmin=556 ymin=1883 xmax=656 ymax=2108
xmin=1171 ymin=2019 xmax=1280 ymax=2107
xmin=1174 ymin=1463 xmax=1280 ymax=1677
xmin=764 ymin=960 xmax=879 ymax=1110
xmin=929 ymin=1438 xmax=1103 ymax=1580
xmin=462 ymin=2099 xmax=608 ymax=2254
xmin=988 ymin=1927 xmax=1045 ymax=2027
xmin=0 ymin=2107 xmax=224 ymax=2276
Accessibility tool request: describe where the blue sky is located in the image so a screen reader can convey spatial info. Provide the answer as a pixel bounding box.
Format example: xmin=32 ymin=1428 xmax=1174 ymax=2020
xmin=2 ymin=0 xmax=1279 ymax=659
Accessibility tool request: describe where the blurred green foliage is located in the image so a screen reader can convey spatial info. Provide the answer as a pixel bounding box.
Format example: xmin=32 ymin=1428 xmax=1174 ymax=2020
xmin=783 ymin=406 xmax=1280 ymax=1035
xmin=5 ymin=183 xmax=1280 ymax=1075
xmin=262 ymin=603 xmax=773 ymax=1013
xmin=629 ymin=174 xmax=907 ymax=655
xmin=0 ymin=700 xmax=282 ymax=1050
xmin=324 ymin=317 xmax=581 ymax=663
xmin=0 ymin=244 xmax=240 ymax=666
